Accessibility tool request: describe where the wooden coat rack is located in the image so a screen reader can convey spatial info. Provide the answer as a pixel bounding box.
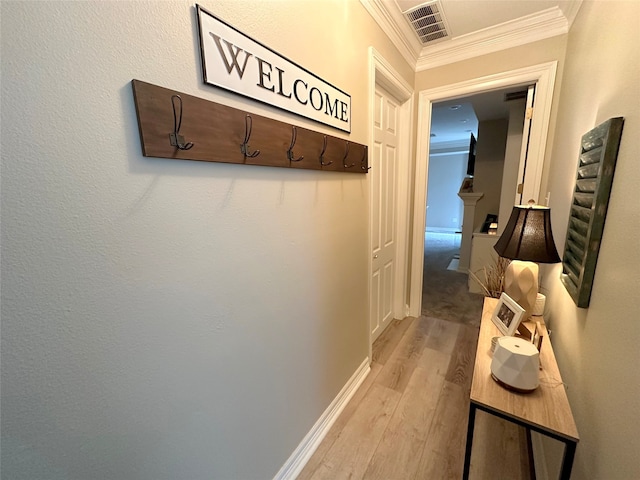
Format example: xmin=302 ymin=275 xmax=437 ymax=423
xmin=131 ymin=80 xmax=369 ymax=173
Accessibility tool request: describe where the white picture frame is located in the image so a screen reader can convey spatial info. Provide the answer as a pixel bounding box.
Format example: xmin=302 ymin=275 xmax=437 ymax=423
xmin=491 ymin=292 xmax=526 ymax=336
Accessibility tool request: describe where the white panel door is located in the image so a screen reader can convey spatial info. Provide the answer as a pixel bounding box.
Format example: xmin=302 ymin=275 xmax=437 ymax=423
xmin=515 ymin=84 xmax=536 ymax=205
xmin=370 ymin=86 xmax=399 ymax=342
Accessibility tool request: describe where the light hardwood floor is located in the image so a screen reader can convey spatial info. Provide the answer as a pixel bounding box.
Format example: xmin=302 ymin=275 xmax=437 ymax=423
xmin=298 ymin=316 xmax=532 ymax=480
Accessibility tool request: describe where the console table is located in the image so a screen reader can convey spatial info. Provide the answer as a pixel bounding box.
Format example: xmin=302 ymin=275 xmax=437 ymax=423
xmin=463 ymin=297 xmax=579 ymax=479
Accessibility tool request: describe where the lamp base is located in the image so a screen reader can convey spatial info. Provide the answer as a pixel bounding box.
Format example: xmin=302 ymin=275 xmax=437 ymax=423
xmin=504 ymin=260 xmax=538 ymax=318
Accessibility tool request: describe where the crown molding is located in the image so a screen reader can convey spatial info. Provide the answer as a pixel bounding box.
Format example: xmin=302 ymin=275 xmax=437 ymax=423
xmin=359 ymin=0 xmax=419 ymax=69
xmin=430 ymin=138 xmax=470 ymax=155
xmin=562 ymin=0 xmax=583 ymax=28
xmin=359 ymin=0 xmax=572 ymax=73
xmin=415 ymin=7 xmax=569 ymax=71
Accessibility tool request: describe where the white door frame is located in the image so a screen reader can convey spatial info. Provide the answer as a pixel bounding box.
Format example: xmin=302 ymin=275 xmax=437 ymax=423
xmin=368 ymin=47 xmax=414 ymax=359
xmin=408 ymin=61 xmax=558 ymax=317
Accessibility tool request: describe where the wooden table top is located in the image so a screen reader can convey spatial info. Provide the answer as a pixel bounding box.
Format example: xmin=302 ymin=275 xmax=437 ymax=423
xmin=470 ymin=297 xmax=579 ymax=442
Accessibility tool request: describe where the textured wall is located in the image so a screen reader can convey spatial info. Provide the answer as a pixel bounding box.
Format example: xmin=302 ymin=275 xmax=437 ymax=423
xmin=540 ymin=1 xmax=640 ymax=478
xmin=0 ymin=1 xmax=412 ymax=478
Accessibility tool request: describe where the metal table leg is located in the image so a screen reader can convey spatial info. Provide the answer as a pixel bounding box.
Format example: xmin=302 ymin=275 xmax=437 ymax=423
xmin=559 ymin=440 xmax=576 ymax=480
xmin=462 ymin=403 xmax=477 ymax=479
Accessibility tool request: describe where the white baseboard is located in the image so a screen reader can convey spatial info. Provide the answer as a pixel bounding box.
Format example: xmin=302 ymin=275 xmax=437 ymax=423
xmin=273 ymin=358 xmax=371 ymax=480
xmin=425 ymin=227 xmax=460 ymax=234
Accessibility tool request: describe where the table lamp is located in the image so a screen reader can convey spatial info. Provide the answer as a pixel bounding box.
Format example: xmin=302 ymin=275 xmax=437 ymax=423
xmin=493 ymin=201 xmax=561 ymax=319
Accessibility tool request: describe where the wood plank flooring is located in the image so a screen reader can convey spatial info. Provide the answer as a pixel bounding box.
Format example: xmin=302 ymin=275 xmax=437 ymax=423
xmin=298 ymin=316 xmax=532 ymax=480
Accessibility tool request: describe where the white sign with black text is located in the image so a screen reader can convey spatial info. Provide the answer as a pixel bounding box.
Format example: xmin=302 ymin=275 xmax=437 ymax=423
xmin=196 ymin=5 xmax=351 ymax=132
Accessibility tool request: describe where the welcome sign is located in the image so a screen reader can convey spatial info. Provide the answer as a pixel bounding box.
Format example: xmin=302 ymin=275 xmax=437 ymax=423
xmin=196 ymin=5 xmax=351 ymax=132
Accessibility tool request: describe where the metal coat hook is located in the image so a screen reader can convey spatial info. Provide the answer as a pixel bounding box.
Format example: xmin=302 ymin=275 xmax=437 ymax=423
xmin=342 ymin=142 xmax=355 ymax=168
xmin=169 ymin=95 xmax=194 ymax=150
xmin=287 ymin=126 xmax=303 ymax=162
xmin=360 ymin=146 xmax=371 ymax=171
xmin=319 ymin=136 xmax=333 ymax=167
xmin=240 ymin=115 xmax=260 ymax=159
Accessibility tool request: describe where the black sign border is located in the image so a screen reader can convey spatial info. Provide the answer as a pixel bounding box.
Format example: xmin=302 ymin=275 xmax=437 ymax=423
xmin=196 ymin=4 xmax=352 ymax=133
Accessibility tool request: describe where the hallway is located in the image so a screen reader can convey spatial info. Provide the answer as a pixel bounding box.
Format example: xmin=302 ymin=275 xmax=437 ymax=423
xmin=297 ymin=235 xmax=532 ymax=479
xmin=422 ymin=232 xmax=484 ymax=326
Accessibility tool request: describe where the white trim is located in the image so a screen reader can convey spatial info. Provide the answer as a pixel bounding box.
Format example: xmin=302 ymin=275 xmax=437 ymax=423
xmin=562 ymin=0 xmax=584 ymax=29
xmin=368 ymin=47 xmax=414 ymax=357
xmin=409 ymin=94 xmax=432 ymax=317
xmin=426 ymin=227 xmax=460 ymax=234
xmin=416 ymin=7 xmax=569 ymax=71
xmin=429 ymin=148 xmax=469 ymax=157
xmin=430 ymin=138 xmax=470 ymax=151
xmin=369 ymin=47 xmax=414 ymax=100
xmin=359 ymin=0 xmax=419 ymax=69
xmin=360 ymin=0 xmax=570 ymax=72
xmin=408 ymin=62 xmax=558 ymax=317
xmin=273 ymin=359 xmax=371 ymax=480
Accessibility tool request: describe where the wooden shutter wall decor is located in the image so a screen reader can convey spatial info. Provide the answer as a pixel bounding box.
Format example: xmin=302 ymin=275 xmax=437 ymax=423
xmin=560 ymin=117 xmax=624 ymax=308
xmin=131 ymin=80 xmax=368 ymax=174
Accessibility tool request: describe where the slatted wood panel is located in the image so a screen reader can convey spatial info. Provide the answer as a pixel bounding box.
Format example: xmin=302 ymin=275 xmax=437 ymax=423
xmin=561 ymin=117 xmax=624 ymax=307
xmin=131 ymin=80 xmax=368 ymax=173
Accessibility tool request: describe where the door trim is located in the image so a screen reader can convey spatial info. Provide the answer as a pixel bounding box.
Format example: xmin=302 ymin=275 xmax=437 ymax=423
xmin=368 ymin=47 xmax=414 ymax=358
xmin=408 ymin=61 xmax=558 ymax=317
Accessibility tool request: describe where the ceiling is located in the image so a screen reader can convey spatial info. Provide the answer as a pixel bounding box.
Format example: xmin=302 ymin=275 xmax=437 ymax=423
xmin=430 ymin=87 xmax=529 ymax=147
xmin=360 ymin=0 xmax=582 ymax=70
xmin=360 ymin=0 xmax=582 ymax=148
xmin=394 ymin=0 xmax=579 ymax=38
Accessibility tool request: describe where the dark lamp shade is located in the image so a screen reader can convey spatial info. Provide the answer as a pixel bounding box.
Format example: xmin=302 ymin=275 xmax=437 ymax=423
xmin=494 ymin=205 xmax=561 ymax=263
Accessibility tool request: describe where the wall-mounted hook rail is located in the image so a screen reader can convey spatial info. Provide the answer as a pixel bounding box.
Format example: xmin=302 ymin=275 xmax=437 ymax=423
xmin=169 ymin=95 xmax=194 ymax=150
xmin=287 ymin=126 xmax=304 ymax=162
xmin=132 ymin=80 xmax=368 ymax=173
xmin=360 ymin=146 xmax=371 ymax=171
xmin=342 ymin=142 xmax=355 ymax=168
xmin=240 ymin=114 xmax=260 ymax=160
xmin=319 ymin=136 xmax=333 ymax=167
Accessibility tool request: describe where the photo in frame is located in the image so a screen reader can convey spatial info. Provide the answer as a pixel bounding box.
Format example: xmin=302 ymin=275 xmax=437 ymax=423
xmin=491 ymin=292 xmax=526 ymax=336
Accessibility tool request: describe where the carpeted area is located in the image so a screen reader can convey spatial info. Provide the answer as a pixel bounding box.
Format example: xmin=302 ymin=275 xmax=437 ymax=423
xmin=422 ymin=232 xmax=484 ymax=327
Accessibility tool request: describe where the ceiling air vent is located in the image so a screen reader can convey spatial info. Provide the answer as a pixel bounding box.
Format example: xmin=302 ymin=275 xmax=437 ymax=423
xmin=504 ymin=90 xmax=528 ymax=102
xmin=404 ymin=1 xmax=449 ymax=44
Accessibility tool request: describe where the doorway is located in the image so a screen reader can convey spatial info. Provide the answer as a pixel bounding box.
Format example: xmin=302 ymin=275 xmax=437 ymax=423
xmin=422 ymin=99 xmax=477 ymax=320
xmin=422 ymin=88 xmax=529 ymax=321
xmin=408 ymin=62 xmax=558 ymax=317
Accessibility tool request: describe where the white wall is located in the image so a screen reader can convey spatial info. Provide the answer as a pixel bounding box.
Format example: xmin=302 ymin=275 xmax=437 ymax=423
xmin=538 ymin=1 xmax=640 ymax=478
xmin=415 ymin=15 xmax=638 ymax=475
xmin=0 ymin=2 xmax=413 ymax=478
xmin=426 ymin=151 xmax=466 ymax=232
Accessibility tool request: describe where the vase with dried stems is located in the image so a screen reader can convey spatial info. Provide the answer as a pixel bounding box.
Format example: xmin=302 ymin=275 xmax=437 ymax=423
xmin=469 ymin=256 xmax=510 ymax=298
